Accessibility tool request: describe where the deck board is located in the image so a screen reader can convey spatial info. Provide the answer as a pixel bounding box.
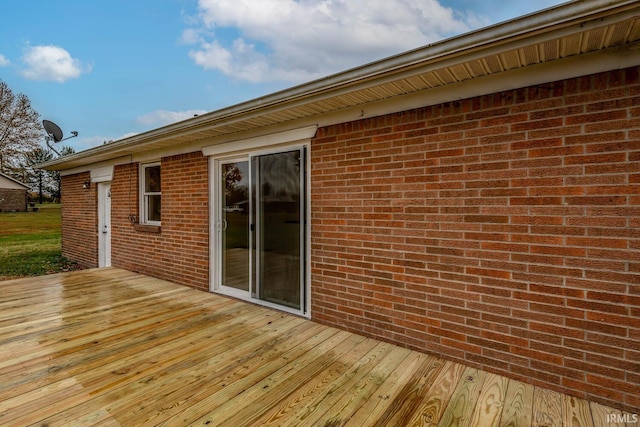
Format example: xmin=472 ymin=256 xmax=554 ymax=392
xmin=0 ymin=268 xmax=627 ymax=426
xmin=499 ymin=379 xmax=534 ymax=427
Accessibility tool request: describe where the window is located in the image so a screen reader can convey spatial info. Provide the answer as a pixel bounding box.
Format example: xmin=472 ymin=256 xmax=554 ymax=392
xmin=141 ymin=163 xmax=161 ymax=224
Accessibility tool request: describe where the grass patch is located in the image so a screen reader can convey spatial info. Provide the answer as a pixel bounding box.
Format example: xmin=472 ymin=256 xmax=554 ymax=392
xmin=0 ymin=204 xmax=80 ymax=280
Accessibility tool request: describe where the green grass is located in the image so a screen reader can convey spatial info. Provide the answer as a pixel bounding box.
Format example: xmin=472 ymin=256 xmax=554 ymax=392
xmin=0 ymin=204 xmax=79 ymax=280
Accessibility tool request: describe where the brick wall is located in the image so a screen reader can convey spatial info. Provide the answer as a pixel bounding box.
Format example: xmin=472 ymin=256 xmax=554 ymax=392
xmin=110 ymin=152 xmax=209 ymax=290
xmin=60 ymin=172 xmax=97 ymax=268
xmin=0 ymin=188 xmax=27 ymax=212
xmin=310 ymin=66 xmax=640 ymax=411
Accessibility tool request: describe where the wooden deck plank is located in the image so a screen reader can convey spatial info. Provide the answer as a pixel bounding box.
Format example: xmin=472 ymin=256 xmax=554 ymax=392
xmin=0 ymin=276 xmax=189 ymax=339
xmin=589 ymin=402 xmax=640 ymax=427
xmin=564 ymin=394 xmax=595 ymax=427
xmin=469 ymin=372 xmax=509 ymax=427
xmin=0 ymin=296 xmax=236 ymax=397
xmin=532 ymin=386 xmax=563 ymax=427
xmin=0 ymin=287 xmax=213 ymax=361
xmin=313 ymin=346 xmax=414 ymax=427
xmin=2 ymin=299 xmax=276 ymax=425
xmin=0 ymin=268 xmax=628 ymax=426
xmin=241 ymin=336 xmax=403 ymax=426
xmin=385 ymin=358 xmax=466 ymax=426
xmin=115 ymin=321 xmax=328 ymax=426
xmin=157 ymin=328 xmax=357 ymax=426
xmin=189 ymin=334 xmax=386 ymax=427
xmin=271 ymin=342 xmax=405 ymax=427
xmin=0 ymin=292 xmax=237 ymax=382
xmin=37 ymin=313 xmax=310 ymax=427
xmin=499 ymin=379 xmax=534 ymax=427
xmin=437 ymin=366 xmax=487 ymax=426
xmin=347 ymin=352 xmax=439 ymax=426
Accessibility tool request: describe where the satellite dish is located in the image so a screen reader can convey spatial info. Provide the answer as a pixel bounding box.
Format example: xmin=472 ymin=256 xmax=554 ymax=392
xmin=43 ymin=120 xmax=64 ymax=142
xmin=42 ymin=119 xmax=78 ymax=156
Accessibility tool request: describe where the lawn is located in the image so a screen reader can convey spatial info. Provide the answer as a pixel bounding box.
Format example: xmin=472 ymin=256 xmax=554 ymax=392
xmin=0 ymin=204 xmax=79 ymax=280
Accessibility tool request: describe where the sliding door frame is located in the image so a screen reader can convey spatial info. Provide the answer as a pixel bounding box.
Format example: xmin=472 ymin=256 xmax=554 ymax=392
xmin=209 ymin=140 xmax=311 ymax=318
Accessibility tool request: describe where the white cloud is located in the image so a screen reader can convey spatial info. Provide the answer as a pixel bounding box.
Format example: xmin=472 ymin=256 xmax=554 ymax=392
xmin=185 ymin=0 xmax=476 ymax=83
xmin=0 ymin=54 xmax=10 ymax=67
xmin=136 ymin=109 xmax=209 ymax=127
xmin=20 ymin=45 xmax=91 ymax=82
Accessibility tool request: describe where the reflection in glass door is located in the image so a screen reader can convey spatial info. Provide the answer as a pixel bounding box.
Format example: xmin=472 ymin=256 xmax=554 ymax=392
xmin=251 ymin=149 xmax=304 ymax=310
xmin=221 ymin=160 xmax=250 ymax=292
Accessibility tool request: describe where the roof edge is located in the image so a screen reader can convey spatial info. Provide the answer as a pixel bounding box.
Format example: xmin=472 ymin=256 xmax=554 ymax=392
xmin=0 ymin=172 xmax=30 ymax=189
xmin=39 ymin=0 xmax=640 ymax=171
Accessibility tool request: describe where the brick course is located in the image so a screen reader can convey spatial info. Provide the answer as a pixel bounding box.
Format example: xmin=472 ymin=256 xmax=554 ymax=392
xmin=0 ymin=188 xmax=27 ymax=212
xmin=310 ymin=66 xmax=640 ymax=412
xmin=60 ymin=172 xmax=97 ymax=268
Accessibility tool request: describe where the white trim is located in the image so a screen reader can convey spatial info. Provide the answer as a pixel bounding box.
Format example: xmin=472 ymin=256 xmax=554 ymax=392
xmin=90 ymin=166 xmax=113 ymax=183
xmin=60 ymin=156 xmax=130 ymax=177
xmin=202 ymin=125 xmax=317 ymax=157
xmin=139 ymin=162 xmax=161 ymax=225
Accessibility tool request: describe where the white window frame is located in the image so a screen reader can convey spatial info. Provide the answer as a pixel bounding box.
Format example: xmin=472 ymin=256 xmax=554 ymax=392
xmin=140 ymin=162 xmax=161 ymax=225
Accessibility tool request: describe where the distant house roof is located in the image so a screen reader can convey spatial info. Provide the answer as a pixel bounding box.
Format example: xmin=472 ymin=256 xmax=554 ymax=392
xmin=0 ymin=172 xmax=30 ymax=190
xmin=39 ymin=0 xmax=640 ymax=172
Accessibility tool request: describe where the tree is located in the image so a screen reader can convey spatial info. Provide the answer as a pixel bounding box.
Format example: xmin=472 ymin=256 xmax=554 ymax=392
xmin=20 ymin=145 xmax=75 ymax=203
xmin=22 ymin=147 xmax=53 ymax=204
xmin=49 ymin=146 xmax=75 ymax=202
xmin=0 ymin=80 xmax=42 ymax=174
xmin=223 ymin=163 xmax=247 ymax=205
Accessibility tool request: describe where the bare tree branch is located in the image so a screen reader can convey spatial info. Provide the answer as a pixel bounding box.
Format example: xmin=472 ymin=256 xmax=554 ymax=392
xmin=0 ymin=80 xmax=42 ymax=173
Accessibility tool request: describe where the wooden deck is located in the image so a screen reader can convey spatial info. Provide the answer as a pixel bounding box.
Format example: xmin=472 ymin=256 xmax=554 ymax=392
xmin=0 ymin=268 xmax=634 ymax=426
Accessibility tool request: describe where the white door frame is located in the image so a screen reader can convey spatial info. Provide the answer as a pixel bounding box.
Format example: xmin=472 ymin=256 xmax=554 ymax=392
xmin=97 ymin=182 xmax=112 ymax=267
xmin=208 ymin=144 xmax=311 ymax=318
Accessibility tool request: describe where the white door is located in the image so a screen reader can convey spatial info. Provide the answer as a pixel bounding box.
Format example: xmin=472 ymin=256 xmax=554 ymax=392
xmin=98 ymin=182 xmax=112 ymax=267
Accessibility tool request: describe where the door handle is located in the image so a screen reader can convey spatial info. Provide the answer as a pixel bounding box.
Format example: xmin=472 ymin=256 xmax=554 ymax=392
xmin=222 ymin=219 xmax=228 ymax=231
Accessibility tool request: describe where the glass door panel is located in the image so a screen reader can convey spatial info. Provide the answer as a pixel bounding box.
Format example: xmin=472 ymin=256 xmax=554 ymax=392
xmin=251 ymin=149 xmax=304 ymax=310
xmin=221 ymin=160 xmax=250 ymax=292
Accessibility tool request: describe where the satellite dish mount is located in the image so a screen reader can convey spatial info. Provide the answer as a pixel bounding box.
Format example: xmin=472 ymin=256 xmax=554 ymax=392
xmin=43 ymin=119 xmax=78 ymax=156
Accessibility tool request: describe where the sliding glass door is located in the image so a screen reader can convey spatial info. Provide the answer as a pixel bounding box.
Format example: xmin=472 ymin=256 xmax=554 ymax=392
xmin=215 ymin=147 xmax=306 ymax=314
xmin=251 ymin=149 xmax=304 ymax=310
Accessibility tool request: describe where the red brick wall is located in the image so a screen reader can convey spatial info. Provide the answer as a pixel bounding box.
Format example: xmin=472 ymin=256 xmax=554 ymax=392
xmin=61 ymin=172 xmax=98 ymax=268
xmin=0 ymin=188 xmax=27 ymax=212
xmin=110 ymin=152 xmax=209 ymax=290
xmin=310 ymin=66 xmax=640 ymax=412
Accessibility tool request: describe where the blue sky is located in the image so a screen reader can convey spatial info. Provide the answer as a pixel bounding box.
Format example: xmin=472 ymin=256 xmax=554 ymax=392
xmin=1 ymin=0 xmax=566 ymax=152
